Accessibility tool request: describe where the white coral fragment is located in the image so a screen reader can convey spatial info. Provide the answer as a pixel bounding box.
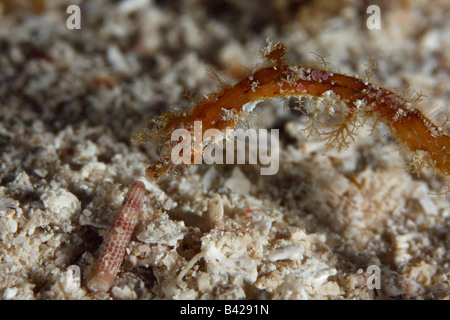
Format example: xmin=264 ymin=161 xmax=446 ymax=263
xmin=136 ymin=212 xmax=186 ymax=246
xmin=41 ymin=189 xmax=81 ymax=221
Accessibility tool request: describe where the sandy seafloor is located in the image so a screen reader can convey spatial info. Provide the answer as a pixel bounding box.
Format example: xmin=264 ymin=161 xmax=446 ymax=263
xmin=0 ymin=0 xmax=449 ymax=300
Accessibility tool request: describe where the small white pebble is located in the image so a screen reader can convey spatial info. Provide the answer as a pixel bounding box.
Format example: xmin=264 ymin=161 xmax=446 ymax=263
xmin=224 ymin=167 xmax=251 ymax=194
xmin=418 ymin=198 xmax=438 ymax=216
xmin=2 ymin=287 xmax=18 ymax=300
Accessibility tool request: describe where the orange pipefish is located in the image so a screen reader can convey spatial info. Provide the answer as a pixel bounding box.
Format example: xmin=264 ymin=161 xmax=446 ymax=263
xmin=134 ymin=40 xmax=449 ymax=183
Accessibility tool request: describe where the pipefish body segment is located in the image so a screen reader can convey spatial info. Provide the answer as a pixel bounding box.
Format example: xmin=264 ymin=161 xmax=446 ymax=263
xmin=137 ymin=40 xmax=449 ymax=182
